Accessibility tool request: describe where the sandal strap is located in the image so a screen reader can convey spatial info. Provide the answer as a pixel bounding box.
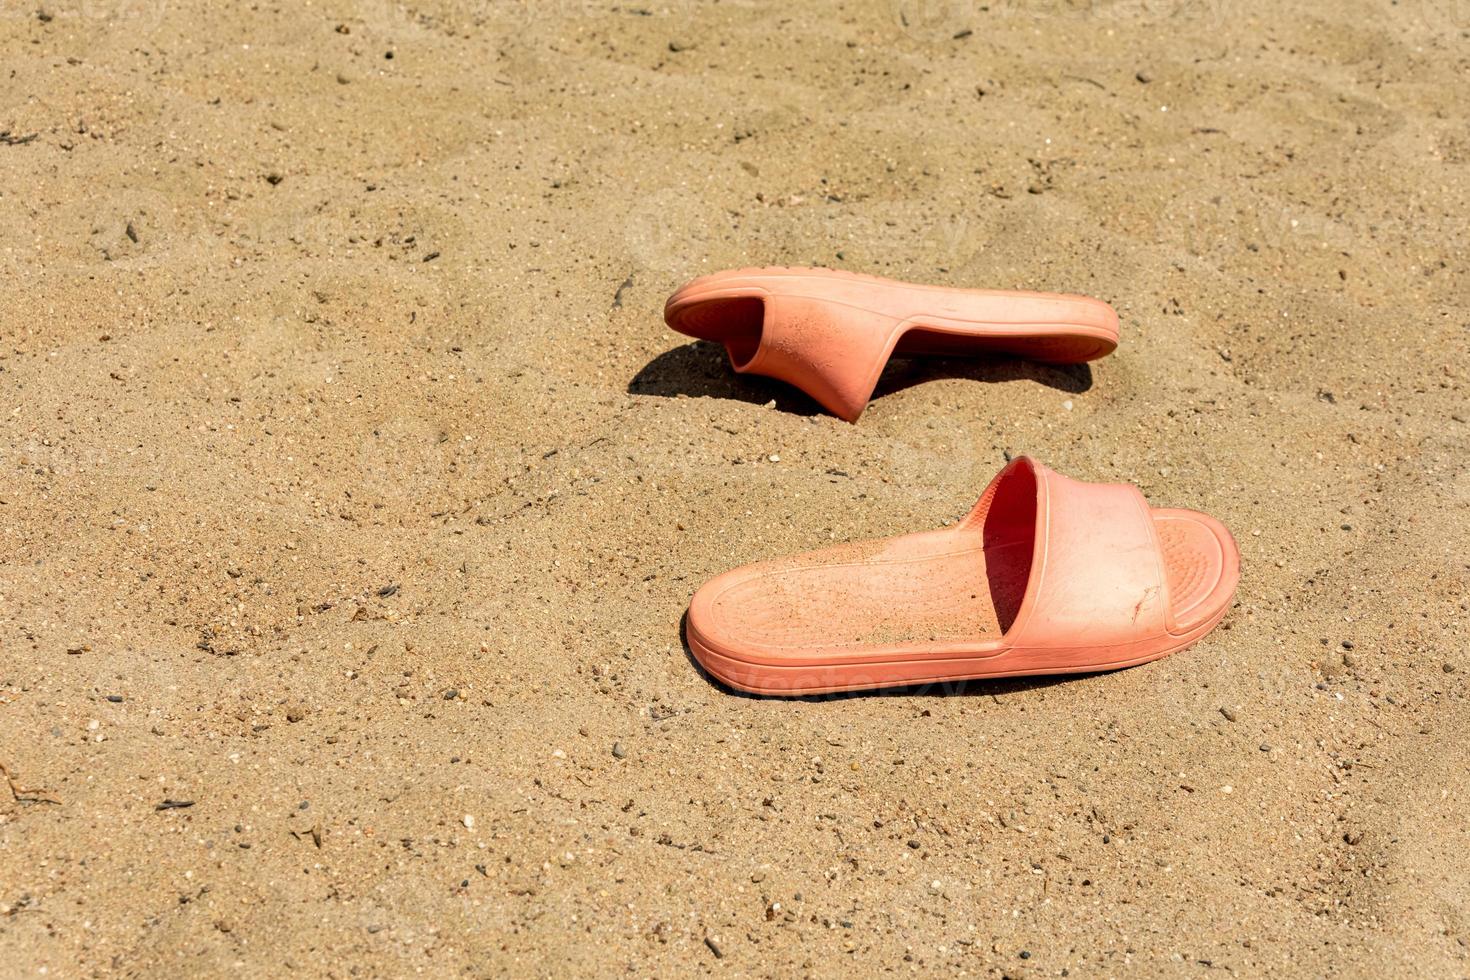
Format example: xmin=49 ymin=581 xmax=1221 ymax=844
xmin=972 ymin=459 xmax=1169 ymax=649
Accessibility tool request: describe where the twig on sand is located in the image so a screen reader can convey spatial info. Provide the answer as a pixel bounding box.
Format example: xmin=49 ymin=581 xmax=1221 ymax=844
xmin=290 ymin=823 xmax=323 ymax=848
xmin=612 ymin=274 xmax=634 ymax=309
xmin=1062 ymin=74 xmax=1106 ymax=91
xmin=0 ymin=761 xmax=60 ymax=805
xmin=0 ymin=131 xmax=39 ymax=146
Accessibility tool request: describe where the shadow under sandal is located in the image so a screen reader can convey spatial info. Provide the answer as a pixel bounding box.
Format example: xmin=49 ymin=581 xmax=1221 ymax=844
xmin=664 ymin=267 xmax=1119 ymax=421
xmin=685 ymin=457 xmax=1240 ymax=696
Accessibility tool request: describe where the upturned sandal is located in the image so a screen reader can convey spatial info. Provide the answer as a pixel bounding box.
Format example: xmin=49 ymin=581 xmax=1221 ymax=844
xmin=665 ymin=267 xmax=1119 ymax=421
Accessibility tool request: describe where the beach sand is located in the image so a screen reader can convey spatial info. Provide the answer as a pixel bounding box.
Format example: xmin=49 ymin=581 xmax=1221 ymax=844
xmin=1 ymin=0 xmax=1467 ymax=974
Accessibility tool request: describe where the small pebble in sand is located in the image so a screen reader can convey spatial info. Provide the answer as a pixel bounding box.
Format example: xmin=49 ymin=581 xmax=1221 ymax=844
xmin=462 ymin=814 xmax=475 ymax=830
xmin=1219 ymin=706 xmax=1237 ymax=722
xmin=703 ymin=935 xmax=724 ymax=958
xmin=768 ymin=454 xmax=780 ymax=463
xmin=612 ymin=741 xmax=627 ymax=759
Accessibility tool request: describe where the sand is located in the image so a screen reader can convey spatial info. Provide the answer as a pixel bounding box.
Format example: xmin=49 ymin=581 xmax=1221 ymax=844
xmin=1 ymin=0 xmax=1467 ymax=975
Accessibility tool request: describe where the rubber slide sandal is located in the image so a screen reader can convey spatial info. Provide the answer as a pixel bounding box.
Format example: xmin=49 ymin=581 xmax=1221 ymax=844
xmin=685 ymin=457 xmax=1239 ymax=696
xmin=664 ymin=267 xmax=1119 ymax=421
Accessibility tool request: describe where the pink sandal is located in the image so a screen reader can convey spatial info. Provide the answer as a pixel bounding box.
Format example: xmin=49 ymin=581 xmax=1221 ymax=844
xmin=665 ymin=267 xmax=1118 ymax=421
xmin=686 ymin=457 xmax=1238 ymax=696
